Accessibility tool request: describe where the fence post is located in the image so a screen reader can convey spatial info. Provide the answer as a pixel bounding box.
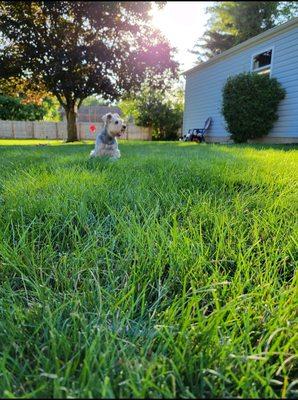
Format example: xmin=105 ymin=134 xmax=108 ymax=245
xmin=55 ymin=122 xmax=59 ymax=139
xmin=11 ymin=121 xmax=15 ymax=139
xmin=78 ymin=123 xmax=81 ymax=141
xmin=32 ymin=121 xmax=35 ymax=139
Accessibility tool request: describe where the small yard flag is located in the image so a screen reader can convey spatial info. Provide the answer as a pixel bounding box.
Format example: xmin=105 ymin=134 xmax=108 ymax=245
xmin=89 ymin=124 xmax=96 ymax=134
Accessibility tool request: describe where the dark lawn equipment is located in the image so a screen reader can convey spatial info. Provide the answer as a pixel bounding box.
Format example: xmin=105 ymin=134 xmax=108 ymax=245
xmin=182 ymin=117 xmax=212 ymax=142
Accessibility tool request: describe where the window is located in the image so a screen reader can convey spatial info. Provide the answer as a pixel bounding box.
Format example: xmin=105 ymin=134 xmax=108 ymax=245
xmin=251 ymin=48 xmax=273 ymax=75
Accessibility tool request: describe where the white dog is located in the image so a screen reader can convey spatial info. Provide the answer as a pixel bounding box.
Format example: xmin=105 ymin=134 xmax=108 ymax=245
xmin=90 ymin=113 xmax=126 ymax=159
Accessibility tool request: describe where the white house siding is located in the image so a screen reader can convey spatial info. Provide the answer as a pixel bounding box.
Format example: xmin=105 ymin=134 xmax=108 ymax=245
xmin=183 ymin=22 xmax=298 ymax=143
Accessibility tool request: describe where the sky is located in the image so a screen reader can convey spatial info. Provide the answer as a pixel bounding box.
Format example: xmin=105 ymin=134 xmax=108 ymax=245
xmin=150 ymin=1 xmax=211 ymax=72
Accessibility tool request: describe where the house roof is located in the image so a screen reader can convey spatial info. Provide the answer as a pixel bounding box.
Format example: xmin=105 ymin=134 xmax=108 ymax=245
xmin=183 ymin=17 xmax=298 ymax=76
xmin=60 ymin=105 xmax=122 ymax=122
xmin=60 ymin=105 xmax=121 ymax=116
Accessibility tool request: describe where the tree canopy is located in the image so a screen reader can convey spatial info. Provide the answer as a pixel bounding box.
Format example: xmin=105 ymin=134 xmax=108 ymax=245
xmin=0 ymin=77 xmax=48 ymax=106
xmin=192 ymin=1 xmax=298 ymax=61
xmin=0 ymin=77 xmax=60 ymax=121
xmin=0 ymin=1 xmax=178 ymax=141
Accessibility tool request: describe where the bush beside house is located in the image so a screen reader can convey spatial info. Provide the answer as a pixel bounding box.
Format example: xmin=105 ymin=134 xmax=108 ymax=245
xmin=222 ymin=72 xmax=286 ymax=143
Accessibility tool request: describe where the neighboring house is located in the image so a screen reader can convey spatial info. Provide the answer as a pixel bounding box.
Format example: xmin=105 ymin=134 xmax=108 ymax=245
xmin=183 ymin=17 xmax=298 ymax=143
xmin=60 ymin=105 xmax=122 ymax=122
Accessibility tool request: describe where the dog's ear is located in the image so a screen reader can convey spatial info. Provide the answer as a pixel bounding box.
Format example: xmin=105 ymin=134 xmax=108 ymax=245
xmin=102 ymin=113 xmax=113 ymax=123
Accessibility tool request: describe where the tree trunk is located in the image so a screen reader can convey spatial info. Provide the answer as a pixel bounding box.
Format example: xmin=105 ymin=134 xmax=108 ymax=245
xmin=65 ymin=105 xmax=78 ymax=142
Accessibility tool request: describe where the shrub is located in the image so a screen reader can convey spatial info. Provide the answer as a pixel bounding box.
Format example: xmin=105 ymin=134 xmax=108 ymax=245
xmin=222 ymin=72 xmax=286 ymax=143
xmin=118 ymin=72 xmax=184 ymax=140
xmin=0 ymin=95 xmax=47 ymax=121
xmin=136 ymin=94 xmax=183 ymax=140
xmin=119 ymin=93 xmax=183 ymax=140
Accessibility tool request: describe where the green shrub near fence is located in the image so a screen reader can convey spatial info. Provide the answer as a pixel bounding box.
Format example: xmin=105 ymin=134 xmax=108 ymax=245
xmin=0 ymin=95 xmax=46 ymax=121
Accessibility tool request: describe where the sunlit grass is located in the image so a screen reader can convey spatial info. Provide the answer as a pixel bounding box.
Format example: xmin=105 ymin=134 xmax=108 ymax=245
xmin=0 ymin=139 xmax=66 ymax=146
xmin=0 ymin=140 xmax=297 ymax=398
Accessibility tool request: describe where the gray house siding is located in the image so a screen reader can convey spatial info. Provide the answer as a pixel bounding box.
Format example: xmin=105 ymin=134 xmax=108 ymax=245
xmin=183 ymin=22 xmax=298 ymax=143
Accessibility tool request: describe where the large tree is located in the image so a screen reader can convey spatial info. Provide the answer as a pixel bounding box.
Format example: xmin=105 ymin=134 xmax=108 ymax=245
xmin=192 ymin=1 xmax=298 ymax=61
xmin=0 ymin=1 xmax=178 ymax=141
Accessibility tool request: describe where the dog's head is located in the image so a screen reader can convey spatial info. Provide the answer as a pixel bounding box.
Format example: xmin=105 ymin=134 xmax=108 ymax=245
xmin=102 ymin=113 xmax=126 ymax=137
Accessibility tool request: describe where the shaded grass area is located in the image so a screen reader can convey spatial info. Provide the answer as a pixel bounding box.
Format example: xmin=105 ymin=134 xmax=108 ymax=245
xmin=0 ymin=140 xmax=297 ymax=398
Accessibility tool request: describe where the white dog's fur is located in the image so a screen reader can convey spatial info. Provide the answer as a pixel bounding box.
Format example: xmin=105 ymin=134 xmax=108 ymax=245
xmin=90 ymin=113 xmax=126 ymax=159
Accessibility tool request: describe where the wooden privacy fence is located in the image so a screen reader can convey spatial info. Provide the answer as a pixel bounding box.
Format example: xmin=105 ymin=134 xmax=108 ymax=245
xmin=0 ymin=120 xmax=152 ymax=141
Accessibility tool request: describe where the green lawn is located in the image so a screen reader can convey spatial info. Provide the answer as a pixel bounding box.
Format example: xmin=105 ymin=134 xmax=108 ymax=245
xmin=0 ymin=139 xmax=297 ymax=398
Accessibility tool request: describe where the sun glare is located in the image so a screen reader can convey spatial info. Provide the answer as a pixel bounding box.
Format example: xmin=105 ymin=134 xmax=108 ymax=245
xmin=150 ymin=2 xmax=210 ymax=70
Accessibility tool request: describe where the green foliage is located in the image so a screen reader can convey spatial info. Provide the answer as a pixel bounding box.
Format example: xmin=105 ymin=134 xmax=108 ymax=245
xmin=42 ymin=96 xmax=62 ymax=122
xmin=222 ymin=72 xmax=286 ymax=143
xmin=0 ymin=77 xmax=48 ymax=105
xmin=192 ymin=1 xmax=298 ymax=60
xmin=136 ymin=95 xmax=183 ymax=140
xmin=0 ymin=95 xmax=46 ymax=121
xmin=118 ymin=98 xmax=140 ymax=123
xmin=0 ymin=140 xmax=297 ymax=398
xmin=0 ymin=77 xmax=61 ymax=121
xmin=0 ymin=94 xmax=61 ymax=121
xmin=120 ymin=73 xmax=184 ymax=140
xmin=277 ymin=1 xmax=298 ymax=22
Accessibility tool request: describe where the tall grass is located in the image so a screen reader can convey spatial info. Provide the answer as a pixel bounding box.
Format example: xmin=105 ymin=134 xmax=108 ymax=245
xmin=0 ymin=140 xmax=297 ymax=398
